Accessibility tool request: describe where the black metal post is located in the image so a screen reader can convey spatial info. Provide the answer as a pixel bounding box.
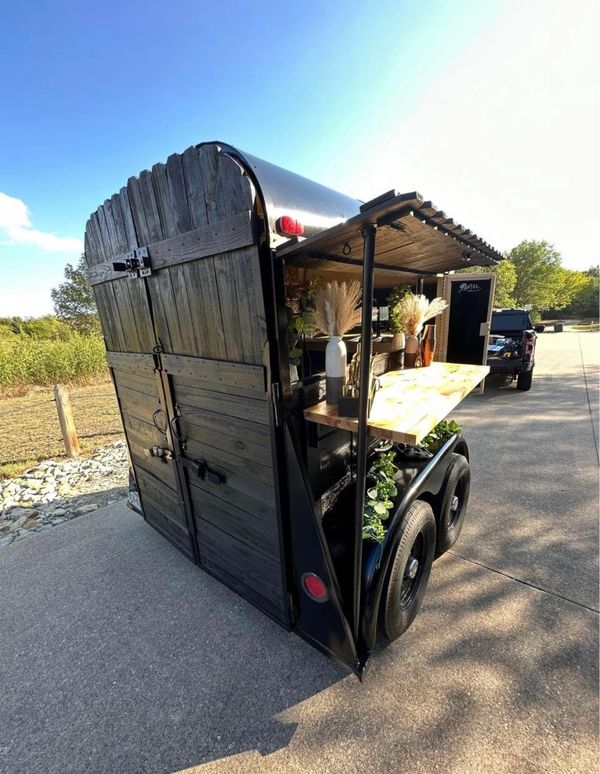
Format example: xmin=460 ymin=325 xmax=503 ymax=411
xmin=352 ymin=223 xmax=377 ymax=642
xmin=417 ymin=277 xmax=424 ymax=294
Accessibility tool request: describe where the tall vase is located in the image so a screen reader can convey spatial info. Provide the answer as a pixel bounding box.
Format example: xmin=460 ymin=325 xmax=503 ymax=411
xmin=391 ymin=331 xmax=405 ymax=351
xmin=391 ymin=331 xmax=405 ymax=370
xmin=421 ymin=325 xmax=436 ymax=367
xmin=326 ymin=336 xmax=347 ymax=404
xmin=404 ymin=334 xmax=419 ymax=369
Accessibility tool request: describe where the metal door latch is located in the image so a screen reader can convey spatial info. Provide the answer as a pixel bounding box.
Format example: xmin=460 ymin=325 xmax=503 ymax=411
xmin=112 ymin=246 xmax=151 ymax=278
xmin=179 ymin=457 xmax=226 ymax=486
xmin=144 ymin=446 xmax=173 ymax=462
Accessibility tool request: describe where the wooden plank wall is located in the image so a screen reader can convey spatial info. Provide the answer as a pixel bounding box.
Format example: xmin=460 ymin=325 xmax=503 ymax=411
xmin=84 ymin=144 xmax=267 ymax=363
xmin=162 ymin=353 xmax=286 ymax=619
xmin=84 ymin=143 xmax=286 ymax=622
xmin=108 ymin=355 xmax=195 ymax=558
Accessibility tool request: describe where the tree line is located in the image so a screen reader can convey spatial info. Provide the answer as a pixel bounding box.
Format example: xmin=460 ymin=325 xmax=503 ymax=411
xmin=459 ymin=240 xmax=598 ymax=320
xmin=1 ymin=257 xmax=98 ymax=341
xmin=5 ymin=243 xmax=596 ymax=340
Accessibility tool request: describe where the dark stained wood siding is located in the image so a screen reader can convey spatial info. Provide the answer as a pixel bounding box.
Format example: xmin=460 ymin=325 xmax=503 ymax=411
xmin=110 ymin=359 xmax=194 ymax=557
xmin=83 ymin=143 xmax=286 ymax=624
xmin=166 ymin=354 xmax=285 ymax=617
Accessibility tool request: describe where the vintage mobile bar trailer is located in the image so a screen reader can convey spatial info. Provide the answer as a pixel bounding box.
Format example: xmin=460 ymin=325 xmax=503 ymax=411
xmin=84 ymin=141 xmax=501 ymax=678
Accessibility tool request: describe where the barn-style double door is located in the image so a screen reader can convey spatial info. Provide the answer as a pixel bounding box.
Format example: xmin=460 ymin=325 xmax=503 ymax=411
xmin=83 ymin=144 xmax=289 ymax=626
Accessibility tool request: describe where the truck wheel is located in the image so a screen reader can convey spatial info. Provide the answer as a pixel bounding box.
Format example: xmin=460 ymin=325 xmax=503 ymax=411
xmin=517 ymin=367 xmax=534 ymax=391
xmin=435 ymin=453 xmax=470 ymax=557
xmin=381 ymin=500 xmax=436 ymax=641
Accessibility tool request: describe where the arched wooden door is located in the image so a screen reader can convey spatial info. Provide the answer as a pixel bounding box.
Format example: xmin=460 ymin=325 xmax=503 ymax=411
xmin=84 ymin=143 xmax=288 ymax=626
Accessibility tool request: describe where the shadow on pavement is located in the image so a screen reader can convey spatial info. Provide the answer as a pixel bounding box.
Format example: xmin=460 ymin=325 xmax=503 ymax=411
xmin=0 ymin=508 xmax=345 ymax=773
xmin=1 ymin=338 xmax=598 ymax=773
xmin=0 ymin=501 xmax=597 ymax=774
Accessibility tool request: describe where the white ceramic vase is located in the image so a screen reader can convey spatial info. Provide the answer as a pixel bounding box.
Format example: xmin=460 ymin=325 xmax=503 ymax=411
xmin=391 ymin=331 xmax=405 ymax=350
xmin=325 ymin=336 xmax=347 ymax=404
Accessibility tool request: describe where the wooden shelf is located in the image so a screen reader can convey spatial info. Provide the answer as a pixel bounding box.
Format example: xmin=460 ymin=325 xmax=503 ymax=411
xmin=303 ymin=362 xmax=490 ymax=445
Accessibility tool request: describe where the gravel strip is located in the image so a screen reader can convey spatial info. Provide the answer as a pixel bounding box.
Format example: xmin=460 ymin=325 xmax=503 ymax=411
xmin=0 ymin=440 xmax=128 ymax=550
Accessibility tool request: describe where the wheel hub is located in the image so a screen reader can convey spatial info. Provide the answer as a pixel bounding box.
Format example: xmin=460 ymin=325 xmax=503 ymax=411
xmin=405 ymin=557 xmax=419 ymax=579
xmin=451 ymin=495 xmax=459 ymax=511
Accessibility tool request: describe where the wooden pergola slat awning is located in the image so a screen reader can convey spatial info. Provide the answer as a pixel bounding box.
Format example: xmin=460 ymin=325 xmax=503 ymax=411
xmin=276 ymin=190 xmax=503 ymax=286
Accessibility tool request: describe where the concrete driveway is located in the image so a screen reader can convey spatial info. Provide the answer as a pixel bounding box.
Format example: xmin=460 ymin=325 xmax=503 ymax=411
xmin=0 ymin=329 xmax=598 ymax=774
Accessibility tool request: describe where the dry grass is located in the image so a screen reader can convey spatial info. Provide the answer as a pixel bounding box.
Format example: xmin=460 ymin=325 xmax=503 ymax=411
xmin=392 ymin=293 xmax=448 ymax=336
xmin=313 ymin=281 xmax=362 ymax=337
xmin=0 ymin=379 xmax=124 ymax=479
xmin=572 ymin=321 xmax=600 ymax=332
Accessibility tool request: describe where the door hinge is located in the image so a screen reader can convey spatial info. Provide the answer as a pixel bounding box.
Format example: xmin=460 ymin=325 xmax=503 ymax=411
xmin=271 ymin=382 xmax=283 ymax=427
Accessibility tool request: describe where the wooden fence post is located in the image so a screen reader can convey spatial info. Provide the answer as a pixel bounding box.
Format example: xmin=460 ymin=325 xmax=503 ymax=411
xmin=54 ymin=384 xmax=80 ymax=458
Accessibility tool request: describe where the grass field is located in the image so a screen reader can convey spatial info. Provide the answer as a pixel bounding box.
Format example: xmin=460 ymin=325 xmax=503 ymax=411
xmin=0 ymin=333 xmax=108 ymax=394
xmin=571 ymin=321 xmax=600 ymax=332
xmin=0 ymin=380 xmax=124 ymax=479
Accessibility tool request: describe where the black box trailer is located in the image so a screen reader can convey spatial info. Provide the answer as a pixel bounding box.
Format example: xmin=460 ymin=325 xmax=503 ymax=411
xmin=84 ymin=141 xmax=502 ymax=678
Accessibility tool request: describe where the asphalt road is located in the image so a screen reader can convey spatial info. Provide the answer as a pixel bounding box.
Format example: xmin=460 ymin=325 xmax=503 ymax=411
xmin=0 ymin=329 xmax=598 ymax=774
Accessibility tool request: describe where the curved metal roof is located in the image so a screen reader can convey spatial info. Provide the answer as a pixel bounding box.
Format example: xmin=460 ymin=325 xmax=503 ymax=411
xmin=204 ymin=142 xmax=361 ymax=247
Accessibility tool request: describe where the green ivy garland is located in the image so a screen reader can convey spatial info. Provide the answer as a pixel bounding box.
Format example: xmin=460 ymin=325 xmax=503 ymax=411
xmin=362 ymin=451 xmax=399 ymax=543
xmin=419 ymin=419 xmax=462 ymax=453
xmin=362 ymin=420 xmax=462 ymax=543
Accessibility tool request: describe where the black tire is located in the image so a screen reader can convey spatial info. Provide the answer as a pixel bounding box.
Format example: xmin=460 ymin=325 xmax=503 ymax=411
xmin=435 ymin=453 xmax=470 ymax=557
xmin=381 ymin=500 xmax=436 ymax=641
xmin=517 ymin=367 xmax=534 ymax=391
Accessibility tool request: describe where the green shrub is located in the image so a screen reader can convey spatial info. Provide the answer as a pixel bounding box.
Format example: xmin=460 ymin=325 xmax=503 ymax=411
xmin=0 ymin=334 xmax=107 ymax=389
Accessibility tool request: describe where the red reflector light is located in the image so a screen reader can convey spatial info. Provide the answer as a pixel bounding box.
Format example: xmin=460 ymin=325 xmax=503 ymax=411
xmin=302 ymin=572 xmax=328 ymax=602
xmin=276 ymin=215 xmax=304 ymax=237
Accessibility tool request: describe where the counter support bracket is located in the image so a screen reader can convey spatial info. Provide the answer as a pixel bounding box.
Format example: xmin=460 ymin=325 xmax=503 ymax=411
xmin=352 ymin=223 xmax=377 ymax=643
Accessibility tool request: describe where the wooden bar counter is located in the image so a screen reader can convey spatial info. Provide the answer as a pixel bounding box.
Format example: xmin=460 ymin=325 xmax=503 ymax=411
xmin=304 ymin=362 xmax=490 ymax=446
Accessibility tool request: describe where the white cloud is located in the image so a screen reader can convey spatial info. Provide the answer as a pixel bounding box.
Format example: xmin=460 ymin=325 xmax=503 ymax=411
xmin=0 ymin=192 xmax=83 ymax=253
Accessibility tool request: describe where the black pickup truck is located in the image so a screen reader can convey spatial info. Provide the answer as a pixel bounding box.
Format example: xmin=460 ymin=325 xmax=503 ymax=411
xmin=486 ymin=309 xmax=537 ymax=391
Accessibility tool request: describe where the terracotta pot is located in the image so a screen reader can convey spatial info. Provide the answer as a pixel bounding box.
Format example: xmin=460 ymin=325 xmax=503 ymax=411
xmin=421 ymin=325 xmax=436 ymax=367
xmin=404 ymin=334 xmax=419 ymax=368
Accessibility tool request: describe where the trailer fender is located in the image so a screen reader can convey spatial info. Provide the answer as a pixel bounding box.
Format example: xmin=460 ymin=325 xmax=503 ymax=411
xmin=360 ymin=434 xmax=467 ymax=649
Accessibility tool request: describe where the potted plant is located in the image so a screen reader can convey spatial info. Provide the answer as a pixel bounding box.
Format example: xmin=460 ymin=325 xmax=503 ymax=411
xmin=387 ymin=285 xmax=410 ymax=350
xmin=313 ymin=281 xmax=362 ymax=403
xmin=284 ymin=268 xmax=316 ymax=383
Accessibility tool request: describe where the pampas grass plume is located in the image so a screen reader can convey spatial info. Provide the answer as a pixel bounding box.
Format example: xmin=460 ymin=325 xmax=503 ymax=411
xmin=313 ymin=281 xmax=362 ymax=337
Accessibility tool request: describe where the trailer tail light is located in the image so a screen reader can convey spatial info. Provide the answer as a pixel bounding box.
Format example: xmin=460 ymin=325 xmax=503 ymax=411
xmin=523 ymin=337 xmax=535 ymax=361
xmin=301 ymin=572 xmax=329 ymax=603
xmin=276 ymin=215 xmax=304 ymax=237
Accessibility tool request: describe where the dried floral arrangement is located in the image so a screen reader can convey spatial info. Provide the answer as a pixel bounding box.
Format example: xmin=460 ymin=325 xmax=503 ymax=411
xmin=312 ymin=281 xmax=363 ymax=338
xmin=392 ymin=293 xmax=448 ymax=337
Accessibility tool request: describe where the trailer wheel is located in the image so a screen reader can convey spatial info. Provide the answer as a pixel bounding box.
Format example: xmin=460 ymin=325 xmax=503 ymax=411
xmin=382 ymin=500 xmax=436 ymax=641
xmin=517 ymin=367 xmax=534 ymax=391
xmin=435 ymin=453 xmax=470 ymax=557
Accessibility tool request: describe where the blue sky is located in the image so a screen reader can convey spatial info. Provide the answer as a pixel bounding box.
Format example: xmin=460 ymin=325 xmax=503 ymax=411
xmin=0 ymin=0 xmax=597 ymax=316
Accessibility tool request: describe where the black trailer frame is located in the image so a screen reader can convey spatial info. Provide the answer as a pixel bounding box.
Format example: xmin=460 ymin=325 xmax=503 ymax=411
xmin=85 ymin=141 xmax=501 ymax=679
